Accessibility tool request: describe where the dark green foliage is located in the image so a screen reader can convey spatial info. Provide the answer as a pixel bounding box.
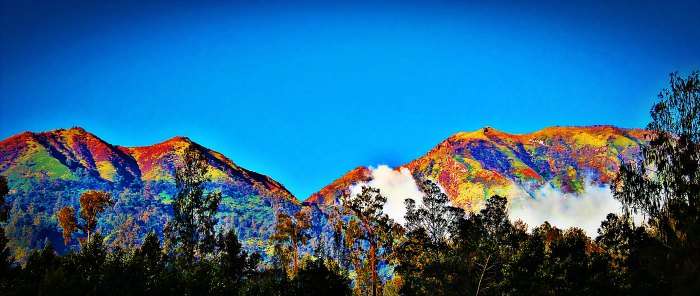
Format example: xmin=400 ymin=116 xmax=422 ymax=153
xmin=211 ymin=230 xmax=249 ymax=295
xmin=613 ymin=71 xmax=700 ymax=295
xmin=0 ymin=175 xmax=8 ymax=221
xmin=398 ymin=179 xmax=465 ymax=295
xmin=240 ymin=267 xmax=292 ymax=296
xmin=134 ymin=231 xmax=165 ymax=294
xmin=0 ymin=175 xmax=12 ymax=288
xmin=167 ymin=145 xmax=222 ymax=267
xmin=396 ymin=194 xmax=626 ymax=296
xmin=405 ymin=179 xmax=464 ymax=245
xmin=291 ymin=258 xmax=352 ymax=296
xmin=342 ymin=186 xmax=399 ymax=296
xmin=596 ymin=213 xmax=668 ymax=295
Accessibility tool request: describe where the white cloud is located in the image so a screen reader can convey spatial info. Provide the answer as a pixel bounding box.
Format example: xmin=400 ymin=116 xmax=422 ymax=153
xmin=508 ymin=181 xmax=624 ymax=236
xmin=349 ymin=165 xmax=424 ymax=225
xmin=345 ymin=166 xmax=633 ymax=236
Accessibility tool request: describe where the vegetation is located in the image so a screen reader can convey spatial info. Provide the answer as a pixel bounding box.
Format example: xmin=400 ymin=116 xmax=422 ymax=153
xmin=57 ymin=190 xmax=114 ymax=245
xmin=0 ymin=71 xmax=697 ymax=295
xmin=272 ymin=210 xmax=311 ymax=276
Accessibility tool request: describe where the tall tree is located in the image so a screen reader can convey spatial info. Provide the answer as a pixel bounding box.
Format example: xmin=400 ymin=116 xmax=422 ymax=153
xmin=405 ymin=178 xmax=464 ymax=246
xmin=135 ymin=231 xmax=165 ymax=293
xmin=56 ymin=206 xmax=78 ymax=245
xmin=291 ymin=258 xmax=352 ymax=296
xmin=214 ymin=229 xmax=249 ymax=294
xmin=167 ymin=145 xmax=222 ymax=266
xmin=0 ymin=175 xmax=7 ymax=221
xmin=56 ymin=190 xmax=112 ymax=246
xmin=596 ymin=213 xmax=667 ymax=294
xmin=613 ymin=71 xmax=700 ymax=294
xmin=342 ymin=186 xmax=398 ymax=296
xmin=0 ymin=176 xmax=11 ymax=285
xmin=272 ymin=211 xmax=311 ymax=276
xmin=398 ymin=178 xmax=464 ymax=295
xmin=79 ymin=190 xmax=113 ymax=242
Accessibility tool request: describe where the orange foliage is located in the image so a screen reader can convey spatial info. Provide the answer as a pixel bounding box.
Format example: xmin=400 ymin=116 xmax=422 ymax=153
xmin=79 ymin=190 xmax=113 ymax=235
xmin=56 ymin=206 xmax=77 ymax=245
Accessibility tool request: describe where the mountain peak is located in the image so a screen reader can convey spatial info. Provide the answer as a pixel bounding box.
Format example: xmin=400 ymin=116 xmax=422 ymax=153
xmin=66 ymin=126 xmax=88 ymax=133
xmin=307 ymin=125 xmax=647 ymax=210
xmin=0 ymin=128 xmax=296 ymax=203
xmin=305 ymin=166 xmax=372 ymax=205
xmin=449 ymin=126 xmax=510 ymax=142
xmin=166 ymin=135 xmax=191 ymax=143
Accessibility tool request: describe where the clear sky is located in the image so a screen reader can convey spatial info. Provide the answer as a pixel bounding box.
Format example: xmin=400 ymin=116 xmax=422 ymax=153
xmin=1 ymin=0 xmax=699 ymax=199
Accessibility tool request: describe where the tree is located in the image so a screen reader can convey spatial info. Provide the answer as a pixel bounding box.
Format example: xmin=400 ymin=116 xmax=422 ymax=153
xmin=397 ymin=178 xmax=464 ymax=295
xmin=596 ymin=213 xmax=667 ymax=295
xmin=135 ymin=231 xmax=165 ymax=293
xmin=79 ymin=190 xmax=113 ymax=242
xmin=450 ymin=195 xmax=517 ymax=296
xmin=74 ymin=233 xmax=107 ymax=288
xmin=56 ymin=190 xmax=112 ymax=245
xmin=613 ymin=71 xmax=700 ymax=294
xmin=0 ymin=175 xmax=7 ymax=221
xmin=214 ymin=229 xmax=249 ymax=295
xmin=0 ymin=176 xmax=12 ymax=286
xmin=57 ymin=206 xmax=78 ymax=246
xmin=342 ymin=186 xmax=398 ymax=296
xmin=167 ymin=145 xmax=222 ymax=266
xmin=405 ymin=178 xmax=464 ymax=246
xmin=272 ymin=210 xmax=311 ymax=276
xmin=504 ymin=223 xmax=547 ymax=295
xmin=291 ymin=258 xmax=351 ymax=296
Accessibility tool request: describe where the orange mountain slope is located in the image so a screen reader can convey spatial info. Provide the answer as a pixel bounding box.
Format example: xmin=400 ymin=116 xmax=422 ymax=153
xmin=306 ymin=125 xmax=650 ymax=211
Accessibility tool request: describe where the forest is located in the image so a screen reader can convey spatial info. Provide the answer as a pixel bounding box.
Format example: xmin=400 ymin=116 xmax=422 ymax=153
xmin=0 ymin=71 xmax=698 ymax=295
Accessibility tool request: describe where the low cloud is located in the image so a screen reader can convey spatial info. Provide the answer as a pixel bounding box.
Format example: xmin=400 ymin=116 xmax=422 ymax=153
xmin=508 ymin=181 xmax=624 ymax=236
xmin=349 ymin=165 xmax=424 ymax=225
xmin=346 ymin=167 xmax=630 ymax=236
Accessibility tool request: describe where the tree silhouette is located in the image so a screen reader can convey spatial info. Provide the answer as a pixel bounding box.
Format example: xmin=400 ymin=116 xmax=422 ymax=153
xmin=272 ymin=210 xmax=311 ymax=276
xmin=0 ymin=176 xmax=11 ymax=287
xmin=135 ymin=231 xmax=164 ymax=293
xmin=613 ymin=70 xmax=700 ymax=294
xmin=291 ymin=258 xmax=351 ymax=296
xmin=213 ymin=229 xmax=249 ymax=294
xmin=167 ymin=145 xmax=222 ymax=266
xmin=398 ymin=178 xmax=464 ymax=295
xmin=342 ymin=186 xmax=398 ymax=296
xmin=405 ymin=178 xmax=464 ymax=246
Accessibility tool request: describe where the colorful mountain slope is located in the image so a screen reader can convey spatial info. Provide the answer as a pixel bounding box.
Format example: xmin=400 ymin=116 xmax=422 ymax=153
xmin=0 ymin=127 xmax=298 ymax=259
xmin=306 ymin=125 xmax=649 ymax=210
xmin=304 ymin=166 xmax=372 ymax=205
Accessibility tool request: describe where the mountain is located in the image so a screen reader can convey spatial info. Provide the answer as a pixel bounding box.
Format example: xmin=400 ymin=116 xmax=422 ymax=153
xmin=0 ymin=127 xmax=298 ymax=260
xmin=305 ymin=125 xmax=650 ymax=210
xmin=1 ymin=125 xmax=651 ymax=261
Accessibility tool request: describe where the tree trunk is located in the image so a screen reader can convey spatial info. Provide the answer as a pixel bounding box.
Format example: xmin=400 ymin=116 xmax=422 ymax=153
xmin=370 ymin=242 xmax=377 ymax=296
xmin=475 ymin=254 xmax=491 ymax=296
xmin=293 ymin=242 xmax=299 ymax=275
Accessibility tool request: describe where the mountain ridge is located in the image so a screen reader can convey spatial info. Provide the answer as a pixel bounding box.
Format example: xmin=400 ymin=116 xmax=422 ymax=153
xmin=306 ymin=125 xmax=649 ymax=210
xmin=0 ymin=127 xmax=299 ymax=260
xmin=0 ymin=127 xmax=296 ymax=202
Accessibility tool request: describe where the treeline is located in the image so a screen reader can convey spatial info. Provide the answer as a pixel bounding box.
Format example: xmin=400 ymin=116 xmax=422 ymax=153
xmin=0 ymin=71 xmax=698 ymax=295
xmin=0 ymin=146 xmax=351 ymax=296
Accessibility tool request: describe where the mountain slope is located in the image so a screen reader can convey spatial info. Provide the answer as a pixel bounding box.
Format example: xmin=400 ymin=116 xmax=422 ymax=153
xmin=0 ymin=127 xmax=298 ymax=260
xmin=306 ymin=125 xmax=649 ymax=210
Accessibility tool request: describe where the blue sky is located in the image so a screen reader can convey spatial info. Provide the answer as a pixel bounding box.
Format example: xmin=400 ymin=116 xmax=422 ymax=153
xmin=1 ymin=0 xmax=699 ymax=199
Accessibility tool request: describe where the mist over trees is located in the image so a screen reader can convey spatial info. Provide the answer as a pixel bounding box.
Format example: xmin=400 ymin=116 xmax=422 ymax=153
xmin=0 ymin=71 xmax=698 ymax=295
